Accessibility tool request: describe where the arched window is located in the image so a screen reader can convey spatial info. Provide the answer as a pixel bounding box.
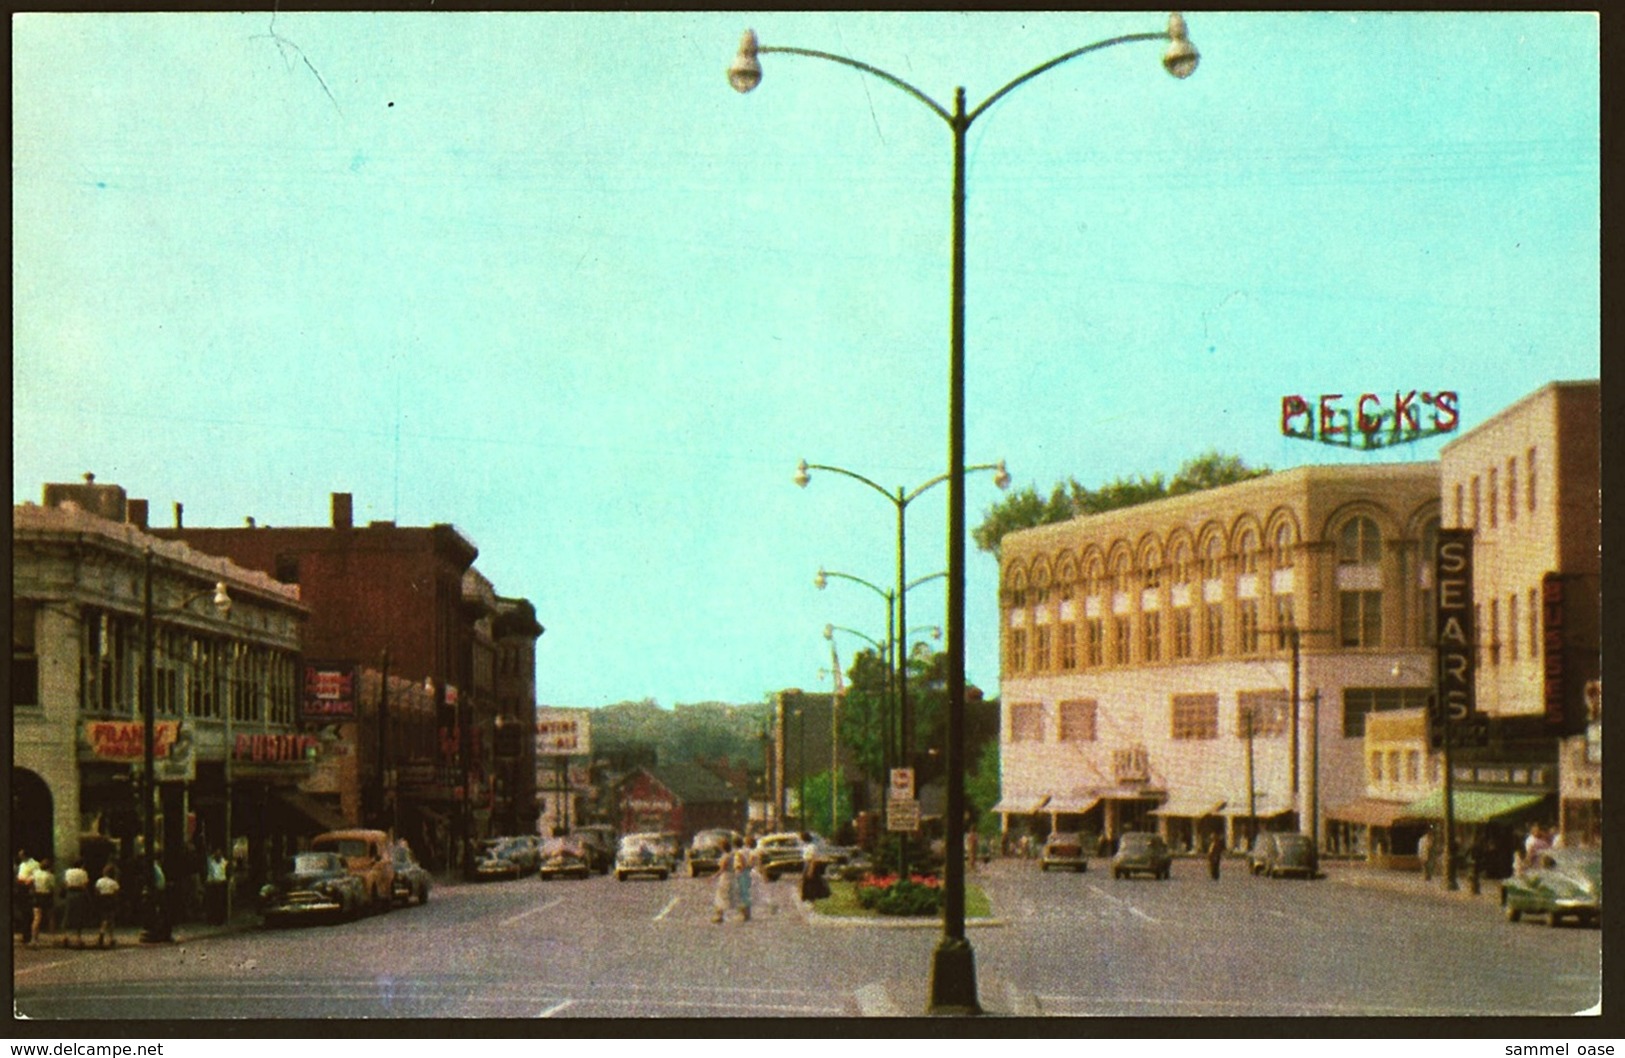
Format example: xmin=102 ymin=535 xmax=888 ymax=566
xmin=1339 ymin=516 xmax=1381 ymax=565
xmin=1272 ymin=522 xmax=1295 ymax=569
xmin=1141 ymin=543 xmax=1162 ymax=590
xmin=1171 ymin=541 xmax=1193 ymax=585
xmin=1203 ymin=535 xmax=1225 ymax=580
xmin=1236 ymin=528 xmax=1261 ymax=574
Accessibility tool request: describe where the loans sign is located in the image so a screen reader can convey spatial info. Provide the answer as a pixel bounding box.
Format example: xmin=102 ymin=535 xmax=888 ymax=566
xmin=1432 ymin=528 xmax=1475 ymax=749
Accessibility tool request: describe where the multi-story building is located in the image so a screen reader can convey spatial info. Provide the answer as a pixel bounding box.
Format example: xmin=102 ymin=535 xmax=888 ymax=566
xmin=995 ymin=462 xmax=1441 ymax=852
xmin=14 ymin=477 xmax=311 ymax=894
xmin=152 ymin=491 xmax=543 ymax=871
xmin=1436 ymin=380 xmax=1599 ymax=847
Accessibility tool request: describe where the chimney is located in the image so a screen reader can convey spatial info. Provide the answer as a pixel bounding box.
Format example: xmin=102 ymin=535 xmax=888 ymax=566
xmin=126 ymin=499 xmax=149 ymax=529
xmin=246 ymin=516 xmax=256 ymax=528
xmin=332 ymin=492 xmax=354 ymax=530
xmin=174 ymin=502 xmax=184 ymax=530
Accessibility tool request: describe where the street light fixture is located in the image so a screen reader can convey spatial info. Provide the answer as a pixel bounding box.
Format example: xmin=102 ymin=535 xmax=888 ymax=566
xmin=737 ymin=14 xmax=1198 ymax=1014
xmin=140 ymin=546 xmax=232 ymax=943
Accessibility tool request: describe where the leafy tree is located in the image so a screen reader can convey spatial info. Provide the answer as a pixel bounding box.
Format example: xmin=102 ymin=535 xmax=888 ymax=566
xmin=800 ymin=769 xmax=854 ymax=837
xmin=966 ymin=735 xmax=1002 ymax=841
xmin=973 ymin=450 xmax=1270 ymax=554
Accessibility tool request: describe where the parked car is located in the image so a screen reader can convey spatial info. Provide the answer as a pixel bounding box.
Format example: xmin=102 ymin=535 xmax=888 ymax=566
xmin=538 ymin=837 xmax=594 ymax=881
xmin=616 ymin=833 xmax=674 ymax=881
xmin=259 ymin=851 xmax=367 ymax=926
xmin=473 ymin=837 xmax=524 ymax=881
xmin=568 ymin=826 xmax=616 ymax=874
xmin=687 ymin=829 xmax=742 ymax=877
xmin=389 ymin=841 xmax=432 ymax=906
xmin=1501 ymin=848 xmax=1601 ymax=928
xmin=311 ymin=828 xmax=396 ymax=912
xmin=1039 ymin=832 xmax=1089 ymax=873
xmin=503 ymin=834 xmax=542 ymax=876
xmin=755 ymin=832 xmax=808 ymax=881
xmin=1111 ymin=832 xmax=1172 ymax=880
xmin=1248 ymin=832 xmax=1319 ymax=879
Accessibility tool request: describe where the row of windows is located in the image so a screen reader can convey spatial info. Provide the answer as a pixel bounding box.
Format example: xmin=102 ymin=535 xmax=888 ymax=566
xmin=1454 ymin=447 xmax=1537 ymax=530
xmin=1008 ymin=595 xmax=1313 ymax=671
xmin=1007 ymin=690 xmax=1291 ymax=744
xmin=1370 ymin=747 xmax=1440 ymax=786
xmin=1477 ymin=586 xmax=1544 ymax=668
xmin=1006 ymin=687 xmax=1431 ymax=746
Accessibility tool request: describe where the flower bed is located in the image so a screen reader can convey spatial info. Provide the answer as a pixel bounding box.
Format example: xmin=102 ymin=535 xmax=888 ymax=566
xmin=854 ymin=873 xmax=943 ymax=916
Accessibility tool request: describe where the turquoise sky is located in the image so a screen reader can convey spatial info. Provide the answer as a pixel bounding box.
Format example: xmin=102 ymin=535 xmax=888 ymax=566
xmin=13 ymin=12 xmax=1599 ymax=708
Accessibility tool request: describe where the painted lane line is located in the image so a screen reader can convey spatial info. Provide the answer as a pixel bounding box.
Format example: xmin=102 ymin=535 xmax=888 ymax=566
xmin=536 ymin=998 xmax=575 ymax=1018
xmin=1128 ymin=906 xmax=1159 ymax=924
xmin=500 ymin=896 xmax=563 ymax=927
xmin=1086 ymin=882 xmax=1156 ymax=922
xmin=653 ymin=896 xmax=680 ymax=921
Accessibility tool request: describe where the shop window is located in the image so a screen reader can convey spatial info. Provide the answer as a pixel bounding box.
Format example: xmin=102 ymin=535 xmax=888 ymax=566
xmin=1340 ymin=591 xmax=1382 ymax=648
xmin=1009 ymin=702 xmax=1043 ymax=743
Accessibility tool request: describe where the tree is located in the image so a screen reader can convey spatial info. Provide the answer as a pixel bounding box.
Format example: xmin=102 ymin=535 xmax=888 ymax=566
xmin=966 ymin=736 xmax=1002 ymax=841
xmin=801 ymin=769 xmax=853 ymax=838
xmin=973 ymin=450 xmax=1270 ymax=554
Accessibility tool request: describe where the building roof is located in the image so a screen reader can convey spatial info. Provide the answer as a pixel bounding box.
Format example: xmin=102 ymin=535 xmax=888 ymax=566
xmin=643 ymin=762 xmax=746 ymax=805
xmin=1438 ymin=379 xmax=1599 ymax=456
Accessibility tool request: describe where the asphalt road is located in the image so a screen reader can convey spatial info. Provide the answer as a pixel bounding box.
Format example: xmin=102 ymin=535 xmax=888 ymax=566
xmin=11 ymin=857 xmax=1602 ymax=1021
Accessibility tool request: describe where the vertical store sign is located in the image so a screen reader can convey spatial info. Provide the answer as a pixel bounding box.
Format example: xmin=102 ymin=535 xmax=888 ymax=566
xmin=1433 ymin=529 xmax=1475 ymax=748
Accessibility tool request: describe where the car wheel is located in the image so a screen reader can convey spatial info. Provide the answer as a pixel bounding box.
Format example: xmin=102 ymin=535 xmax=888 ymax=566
xmin=1505 ymin=905 xmax=1522 ymax=923
xmin=1112 ymin=869 xmax=1122 ymax=880
xmin=1548 ymin=912 xmax=1565 ymax=928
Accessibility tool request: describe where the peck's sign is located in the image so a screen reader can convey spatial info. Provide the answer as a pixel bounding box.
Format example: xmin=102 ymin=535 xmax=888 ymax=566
xmin=1282 ymin=391 xmax=1458 ymax=451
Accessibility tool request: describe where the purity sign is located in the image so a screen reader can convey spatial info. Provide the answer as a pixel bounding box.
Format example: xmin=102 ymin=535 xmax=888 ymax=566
xmin=1432 ymin=528 xmax=1476 ymax=748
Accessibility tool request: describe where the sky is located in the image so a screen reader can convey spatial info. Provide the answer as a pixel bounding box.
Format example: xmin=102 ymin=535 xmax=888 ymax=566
xmin=12 ymin=11 xmax=1600 ymax=710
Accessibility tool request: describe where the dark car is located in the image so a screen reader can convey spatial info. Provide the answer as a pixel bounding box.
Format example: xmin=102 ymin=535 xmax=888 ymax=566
xmin=473 ymin=838 xmax=524 ymax=881
xmin=1249 ymin=832 xmax=1318 ymax=879
xmin=1039 ymin=832 xmax=1089 ymax=873
xmin=687 ymin=829 xmax=742 ymax=877
xmin=615 ymin=833 xmax=674 ymax=881
xmin=1501 ymin=848 xmax=1601 ymax=928
xmin=389 ymin=842 xmax=432 ymax=906
xmin=259 ymin=851 xmax=367 ymax=926
xmin=1111 ymin=832 xmax=1172 ymax=880
xmin=538 ymin=838 xmax=593 ymax=881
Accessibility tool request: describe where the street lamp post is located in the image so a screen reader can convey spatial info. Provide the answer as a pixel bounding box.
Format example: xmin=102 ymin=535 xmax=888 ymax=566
xmin=139 ymin=545 xmax=232 ymax=944
xmin=736 ymin=14 xmax=1198 ymax=1014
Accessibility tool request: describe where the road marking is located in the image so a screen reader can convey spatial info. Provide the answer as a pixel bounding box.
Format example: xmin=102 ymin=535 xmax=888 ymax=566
xmin=653 ymin=896 xmax=679 ymax=921
xmin=536 ymin=998 xmax=575 ymax=1018
xmin=1086 ymin=882 xmax=1158 ymax=923
xmin=500 ymin=896 xmax=562 ymax=927
xmin=1128 ymin=906 xmax=1159 ymax=924
xmin=13 ymin=958 xmax=74 ymax=977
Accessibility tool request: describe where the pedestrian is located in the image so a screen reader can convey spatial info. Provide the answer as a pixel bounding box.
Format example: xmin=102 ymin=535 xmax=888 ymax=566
xmin=16 ymin=849 xmax=40 ymax=943
xmin=61 ymin=860 xmax=91 ymax=948
xmin=205 ymin=849 xmax=229 ymax=925
xmin=1206 ymin=832 xmax=1223 ymax=881
xmin=94 ymin=864 xmax=120 ymax=948
xmin=800 ymin=851 xmax=829 ymax=903
xmin=966 ymin=829 xmax=979 ymax=873
xmin=30 ymin=856 xmax=57 ymax=945
xmin=1418 ymin=828 xmax=1435 ymax=881
xmin=734 ymin=838 xmax=755 ymax=922
xmin=711 ymin=840 xmax=736 ymax=924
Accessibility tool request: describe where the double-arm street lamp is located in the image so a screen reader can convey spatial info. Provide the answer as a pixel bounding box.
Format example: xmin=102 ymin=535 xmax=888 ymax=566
xmin=735 ymin=14 xmax=1199 ymax=1014
xmin=799 ymin=461 xmax=1007 ymax=776
xmin=140 ymin=545 xmax=232 ymax=944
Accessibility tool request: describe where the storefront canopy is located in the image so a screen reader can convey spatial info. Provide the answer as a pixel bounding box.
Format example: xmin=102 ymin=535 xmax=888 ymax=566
xmin=1400 ymin=789 xmax=1546 ymax=825
xmin=1222 ymin=794 xmax=1290 ymax=818
xmin=1149 ymin=794 xmax=1227 ymax=818
xmin=1326 ymin=798 xmax=1411 ymax=828
xmin=1047 ymin=796 xmax=1101 ymax=815
xmin=991 ymin=796 xmax=1049 ymax=815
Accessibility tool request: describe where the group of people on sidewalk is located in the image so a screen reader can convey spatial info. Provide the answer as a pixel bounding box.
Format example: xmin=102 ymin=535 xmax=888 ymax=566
xmin=15 ymin=849 xmax=123 ymax=949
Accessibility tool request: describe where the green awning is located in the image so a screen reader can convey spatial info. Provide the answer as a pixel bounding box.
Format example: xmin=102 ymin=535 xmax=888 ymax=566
xmin=1399 ymin=789 xmax=1546 ymax=824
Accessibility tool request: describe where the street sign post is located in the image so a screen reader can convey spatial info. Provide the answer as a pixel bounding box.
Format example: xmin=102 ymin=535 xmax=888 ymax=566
xmin=887 ymin=798 xmax=921 ymax=832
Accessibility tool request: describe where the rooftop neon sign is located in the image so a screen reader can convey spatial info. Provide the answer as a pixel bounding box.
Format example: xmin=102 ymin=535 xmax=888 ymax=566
xmin=1282 ymin=390 xmax=1458 ymax=450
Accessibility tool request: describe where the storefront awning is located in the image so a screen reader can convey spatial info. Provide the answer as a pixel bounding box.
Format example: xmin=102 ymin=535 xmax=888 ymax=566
xmin=991 ymin=796 xmax=1050 ymax=815
xmin=271 ymin=788 xmax=349 ymax=834
xmin=1399 ymin=789 xmax=1547 ymax=825
xmin=1047 ymin=796 xmax=1101 ymax=815
xmin=1326 ymin=797 xmax=1411 ymax=828
xmin=1149 ymin=794 xmax=1226 ymax=818
xmin=1222 ymin=794 xmax=1290 ymax=818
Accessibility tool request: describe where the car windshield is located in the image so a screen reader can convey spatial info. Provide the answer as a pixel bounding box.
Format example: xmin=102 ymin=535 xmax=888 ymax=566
xmin=619 ymin=835 xmax=657 ymax=852
xmin=1277 ymin=835 xmax=1310 ymax=851
xmin=291 ymin=852 xmax=340 ymax=874
xmin=1048 ymin=833 xmax=1081 ymax=846
xmin=542 ymin=839 xmax=581 ymax=855
xmin=1120 ymin=834 xmax=1155 ymax=851
xmin=315 ymin=838 xmax=372 ymax=858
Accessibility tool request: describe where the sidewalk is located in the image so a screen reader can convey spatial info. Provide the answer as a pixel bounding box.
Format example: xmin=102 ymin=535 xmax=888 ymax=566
xmin=15 ymin=905 xmax=260 ymax=955
xmin=1319 ymin=858 xmax=1503 ymax=904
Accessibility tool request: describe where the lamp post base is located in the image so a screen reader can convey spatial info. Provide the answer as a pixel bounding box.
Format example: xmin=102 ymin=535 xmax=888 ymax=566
xmin=927 ymin=936 xmax=981 ymax=1015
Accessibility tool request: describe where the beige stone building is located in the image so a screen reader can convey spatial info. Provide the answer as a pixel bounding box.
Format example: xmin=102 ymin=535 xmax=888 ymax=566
xmin=995 ymin=462 xmax=1441 ymax=851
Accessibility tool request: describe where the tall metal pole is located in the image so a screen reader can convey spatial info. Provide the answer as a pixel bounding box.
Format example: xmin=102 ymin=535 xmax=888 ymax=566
xmin=930 ymin=86 xmax=977 ymax=1015
xmin=896 ymin=490 xmax=910 ymax=770
xmin=224 ymin=643 xmax=234 ymax=925
xmin=1290 ymin=625 xmax=1301 ymax=800
xmin=138 ymin=546 xmax=170 ymax=943
xmin=377 ymin=649 xmax=390 ymax=832
xmin=830 ymin=638 xmax=842 ymax=834
xmin=1307 ymin=688 xmax=1320 ymax=852
xmin=1245 ymin=707 xmax=1257 ymax=845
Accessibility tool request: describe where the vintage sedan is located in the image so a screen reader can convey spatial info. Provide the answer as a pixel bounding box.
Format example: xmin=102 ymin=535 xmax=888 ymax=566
xmin=1111 ymin=832 xmax=1172 ymax=880
xmin=1039 ymin=832 xmax=1089 ymax=873
xmin=1502 ymin=848 xmax=1601 ymax=928
xmin=1249 ymin=832 xmax=1318 ymax=879
xmin=755 ymin=832 xmax=808 ymax=881
xmin=538 ymin=837 xmax=594 ymax=880
xmin=687 ymin=829 xmax=741 ymax=877
xmin=311 ymin=828 xmax=396 ymax=913
xmin=473 ymin=837 xmax=524 ymax=881
xmin=259 ymin=851 xmax=367 ymax=926
xmin=568 ymin=826 xmax=617 ymax=874
xmin=389 ymin=842 xmax=432 ymax=906
xmin=615 ymin=833 xmax=674 ymax=881
xmin=504 ymin=834 xmax=542 ymax=877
